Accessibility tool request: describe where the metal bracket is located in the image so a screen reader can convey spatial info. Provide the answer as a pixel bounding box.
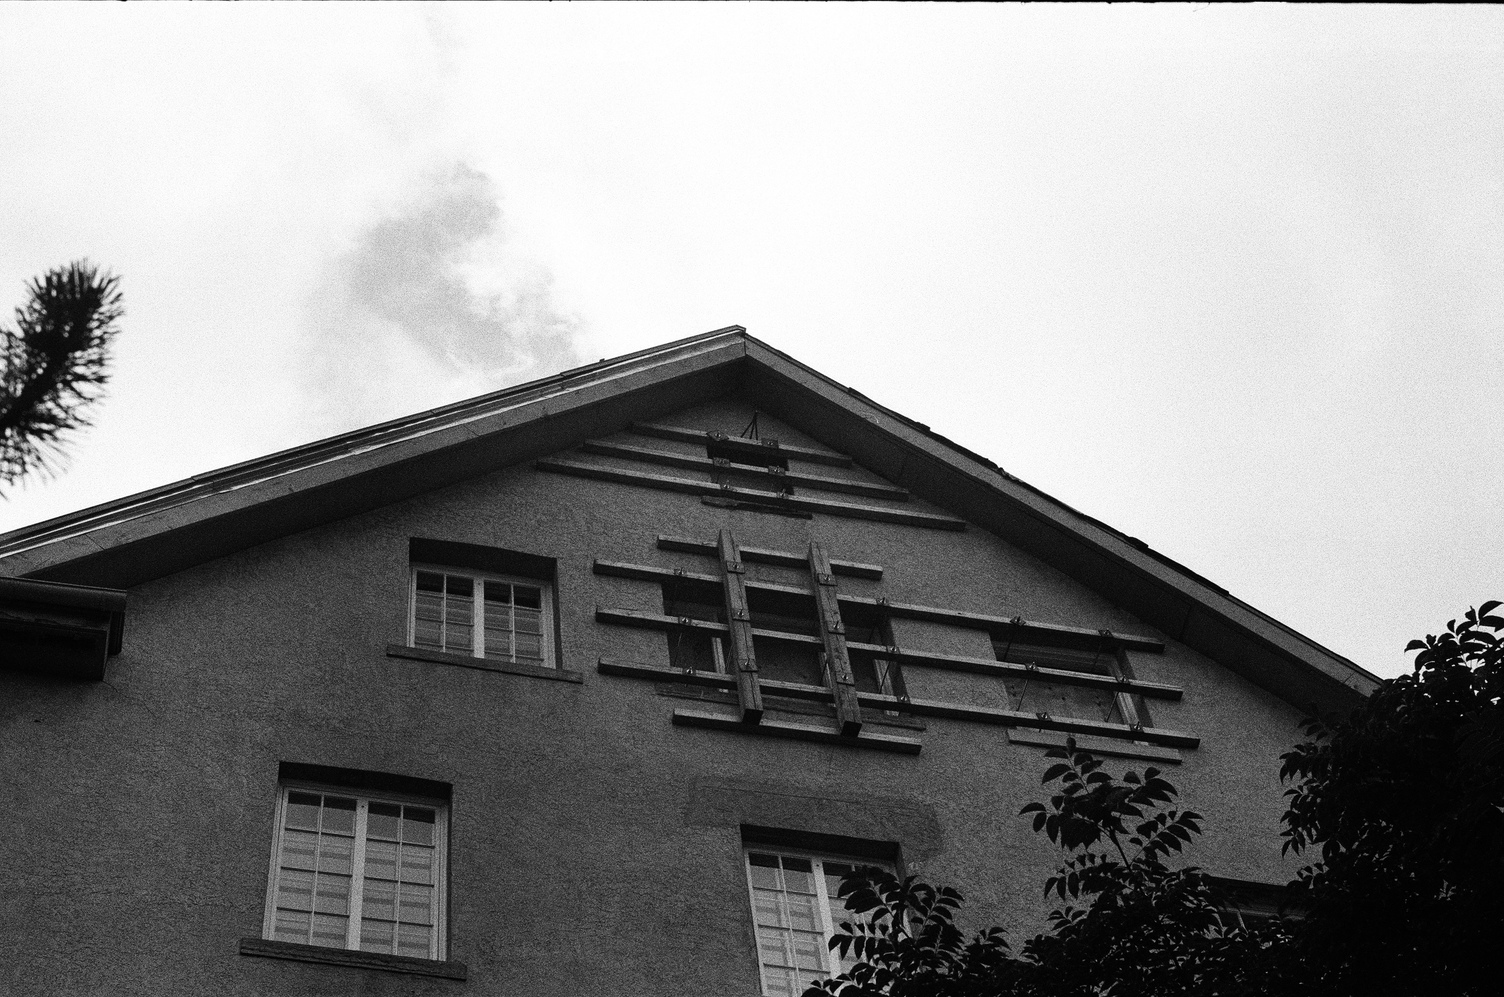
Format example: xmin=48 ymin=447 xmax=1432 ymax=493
xmin=723 ymin=559 xmax=744 ymax=574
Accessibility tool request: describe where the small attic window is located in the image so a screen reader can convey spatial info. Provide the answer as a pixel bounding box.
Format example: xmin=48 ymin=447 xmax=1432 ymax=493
xmin=705 ymin=431 xmax=789 ymax=470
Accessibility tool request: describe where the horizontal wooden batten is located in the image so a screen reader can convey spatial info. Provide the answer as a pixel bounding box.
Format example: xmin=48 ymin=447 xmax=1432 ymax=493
xmin=538 ymin=459 xmax=966 ymax=530
xmin=593 ymin=561 xmax=1163 ymax=656
xmin=844 ymin=640 xmax=1181 ymax=700
xmin=671 ymin=708 xmax=922 ymax=754
xmin=629 ymin=422 xmax=853 ymax=468
xmin=594 ymin=607 xmax=823 ymax=646
xmin=841 ymin=595 xmax=1166 ymax=652
xmin=581 ymin=440 xmax=908 ymax=500
xmin=597 ymin=659 xmax=1197 ymax=749
xmin=857 ymin=693 xmax=1199 ymax=748
xmin=655 ymin=536 xmax=883 ymax=579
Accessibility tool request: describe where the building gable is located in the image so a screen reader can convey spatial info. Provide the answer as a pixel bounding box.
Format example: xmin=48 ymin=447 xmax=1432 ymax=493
xmin=0 ymin=328 xmax=1377 ymax=716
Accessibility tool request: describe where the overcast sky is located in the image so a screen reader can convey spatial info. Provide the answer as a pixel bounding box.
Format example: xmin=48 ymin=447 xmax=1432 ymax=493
xmin=2 ymin=4 xmax=1499 ymax=680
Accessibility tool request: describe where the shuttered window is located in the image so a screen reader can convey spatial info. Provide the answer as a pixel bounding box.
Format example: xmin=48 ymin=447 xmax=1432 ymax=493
xmin=411 ymin=566 xmax=552 ymax=667
xmin=264 ymin=786 xmax=447 ymax=961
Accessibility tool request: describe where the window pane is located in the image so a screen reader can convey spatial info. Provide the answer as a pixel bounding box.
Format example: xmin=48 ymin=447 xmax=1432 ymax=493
xmin=277 ymin=868 xmax=314 ymax=911
xmin=513 ymin=632 xmax=543 ymax=662
xmin=484 ymin=581 xmax=511 ymax=605
xmin=792 ymin=932 xmax=826 ymax=970
xmin=362 ymin=878 xmax=396 ymax=920
xmin=781 ymin=857 xmax=815 ymax=894
xmin=753 ymin=893 xmax=787 ymax=927
xmin=415 ymin=572 xmax=444 ymax=594
xmin=756 ymin=924 xmax=794 ymax=966
xmin=397 ymin=923 xmax=431 ymax=959
xmin=273 ymin=909 xmax=311 ymax=945
xmin=748 ymin=853 xmax=781 ymax=890
xmin=285 ymin=793 xmax=321 ymax=831
xmin=400 ymin=844 xmax=435 ymax=885
xmin=360 ymin=918 xmax=395 ymax=954
xmin=318 ymin=834 xmax=353 ymax=876
xmin=365 ymin=839 xmax=398 ymax=880
xmin=762 ymin=967 xmax=798 ymax=997
xmin=513 ymin=585 xmax=541 ymax=610
xmin=314 ymin=873 xmax=351 ymax=915
xmin=786 ymin=895 xmax=820 ymax=933
xmin=368 ymin=803 xmax=402 ymax=841
xmin=279 ymin=829 xmax=318 ymax=871
xmin=399 ymin=882 xmax=434 ymax=926
xmin=445 ymin=575 xmax=473 ymax=598
xmin=321 ymin=796 xmax=356 ymax=835
xmin=514 ymin=606 xmax=542 ymax=634
xmin=402 ymin=807 xmax=435 ymax=846
xmin=311 ymin=913 xmax=348 ymax=949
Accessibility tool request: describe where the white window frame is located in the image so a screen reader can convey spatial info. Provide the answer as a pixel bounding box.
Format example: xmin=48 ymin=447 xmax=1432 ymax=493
xmin=261 ymin=782 xmax=449 ymax=961
xmin=743 ymin=845 xmax=893 ymax=996
xmin=408 ymin=564 xmax=555 ymax=667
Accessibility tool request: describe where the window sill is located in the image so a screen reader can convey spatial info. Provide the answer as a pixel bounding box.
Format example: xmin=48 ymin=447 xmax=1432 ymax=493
xmin=1007 ymin=728 xmax=1182 ymax=764
xmin=238 ymin=937 xmax=467 ymax=980
xmin=672 ymin=707 xmax=922 ymax=754
xmin=386 ymin=644 xmax=583 ymax=683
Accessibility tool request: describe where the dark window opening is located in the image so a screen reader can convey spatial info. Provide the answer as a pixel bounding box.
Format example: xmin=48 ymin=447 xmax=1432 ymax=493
xmin=706 ymin=434 xmax=789 ymax=470
xmin=662 ymin=581 xmax=726 ymax=673
xmin=994 ymin=640 xmax=1124 ymax=724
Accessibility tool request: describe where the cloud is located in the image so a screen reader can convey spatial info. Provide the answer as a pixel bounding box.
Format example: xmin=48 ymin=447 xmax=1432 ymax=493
xmin=299 ymin=163 xmax=583 ymax=435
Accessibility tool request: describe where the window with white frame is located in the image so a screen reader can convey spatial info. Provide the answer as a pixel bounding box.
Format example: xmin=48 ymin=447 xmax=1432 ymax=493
xmin=263 ymin=785 xmax=448 ymax=961
xmin=410 ymin=565 xmax=553 ymax=667
xmin=744 ymin=848 xmax=888 ymax=997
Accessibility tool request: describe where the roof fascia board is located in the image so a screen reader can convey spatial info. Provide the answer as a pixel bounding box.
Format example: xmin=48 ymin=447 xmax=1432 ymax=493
xmin=0 ymin=333 xmax=749 ymax=587
xmin=739 ymin=339 xmax=1378 ymax=713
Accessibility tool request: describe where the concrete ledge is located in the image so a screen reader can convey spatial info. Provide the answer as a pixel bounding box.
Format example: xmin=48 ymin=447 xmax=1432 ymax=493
xmin=672 ymin=707 xmax=922 ymax=755
xmin=1007 ymin=728 xmax=1182 ymax=764
xmin=238 ymin=937 xmax=467 ymax=979
xmin=385 ymin=644 xmax=584 ymax=683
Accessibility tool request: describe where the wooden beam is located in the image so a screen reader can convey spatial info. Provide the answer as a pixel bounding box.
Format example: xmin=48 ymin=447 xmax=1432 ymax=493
xmin=845 ymin=640 xmax=1183 ymax=701
xmin=537 ymin=459 xmax=966 ymax=530
xmin=594 ymin=658 xmax=1195 ymax=749
xmin=630 ymin=422 xmax=853 ymax=467
xmin=580 ymin=440 xmax=908 ymax=500
xmin=809 ymin=542 xmax=862 ymax=736
xmin=655 ymin=536 xmax=883 ymax=579
xmin=840 ymin=595 xmax=1165 ymax=652
xmin=719 ymin=530 xmax=764 ymax=724
xmin=671 ymin=708 xmax=921 ymax=754
xmin=594 ymin=602 xmax=1178 ymax=700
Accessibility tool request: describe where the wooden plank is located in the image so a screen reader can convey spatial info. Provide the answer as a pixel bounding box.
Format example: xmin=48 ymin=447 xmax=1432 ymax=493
xmin=839 ymin=595 xmax=1165 ymax=652
xmin=536 ymin=459 xmax=966 ymax=531
xmin=671 ymin=708 xmax=922 ymax=755
xmin=581 ymin=440 xmax=908 ymax=500
xmin=853 ymin=692 xmax=1200 ymax=748
xmin=594 ymin=606 xmax=824 ymax=646
xmin=630 ymin=422 xmax=853 ymax=467
xmin=809 ymin=542 xmax=862 ymax=736
xmin=598 ymin=657 xmax=1193 ymax=748
xmin=655 ymin=536 xmax=883 ymax=579
xmin=719 ymin=530 xmax=764 ymax=723
xmin=845 ymin=640 xmax=1182 ymax=700
xmin=595 ymin=598 xmax=1178 ymax=700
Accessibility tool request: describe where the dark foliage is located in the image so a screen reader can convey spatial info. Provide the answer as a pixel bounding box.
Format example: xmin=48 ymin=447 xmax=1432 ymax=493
xmin=808 ymin=603 xmax=1503 ymax=997
xmin=807 ymin=744 xmax=1293 ymax=997
xmin=0 ymin=261 xmax=123 ymax=490
xmin=1279 ymin=601 xmax=1504 ymax=995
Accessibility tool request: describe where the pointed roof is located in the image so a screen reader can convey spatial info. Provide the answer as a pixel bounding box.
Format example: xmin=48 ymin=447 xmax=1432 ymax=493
xmin=0 ymin=326 xmax=1380 ymax=711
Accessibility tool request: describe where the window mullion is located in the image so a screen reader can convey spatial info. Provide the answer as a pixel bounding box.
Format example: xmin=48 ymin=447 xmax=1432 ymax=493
xmin=810 ymin=857 xmax=838 ymax=975
xmin=346 ymin=800 xmax=370 ymax=951
xmin=471 ymin=578 xmax=483 ymax=658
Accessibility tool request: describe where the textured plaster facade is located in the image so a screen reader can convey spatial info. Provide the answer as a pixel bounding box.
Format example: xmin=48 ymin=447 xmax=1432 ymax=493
xmin=4 ymin=394 xmax=1318 ymax=996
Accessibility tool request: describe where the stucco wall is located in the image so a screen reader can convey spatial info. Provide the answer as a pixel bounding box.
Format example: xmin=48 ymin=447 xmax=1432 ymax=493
xmin=0 ymin=400 xmax=1310 ymax=996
